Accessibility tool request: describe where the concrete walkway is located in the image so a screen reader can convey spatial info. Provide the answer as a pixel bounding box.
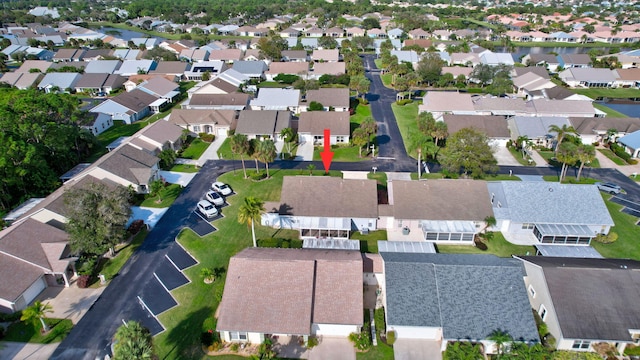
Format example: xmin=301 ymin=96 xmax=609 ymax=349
xmin=529 ymin=149 xmax=549 ymax=167
xmin=34 ymin=285 xmax=106 ymax=324
xmin=308 ymin=337 xmax=355 ymax=360
xmin=295 ymin=141 xmax=314 ymax=161
xmin=594 ymin=147 xmax=640 ymax=176
xmin=197 ymin=134 xmax=227 ymax=165
xmin=342 ymin=171 xmax=369 ymax=179
xmin=386 ymin=172 xmax=412 ymax=181
xmin=159 ymin=170 xmax=197 ymax=187
xmin=0 ymin=342 xmax=58 ymax=360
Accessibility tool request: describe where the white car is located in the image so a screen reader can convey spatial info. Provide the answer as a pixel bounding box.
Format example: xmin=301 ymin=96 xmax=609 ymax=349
xmin=211 ymin=182 xmax=232 ymax=196
xmin=197 ymin=200 xmax=218 ymax=218
xmin=205 ymin=190 xmax=225 ymax=206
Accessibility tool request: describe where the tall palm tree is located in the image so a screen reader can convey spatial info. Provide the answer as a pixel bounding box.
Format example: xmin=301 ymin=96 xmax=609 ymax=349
xmin=257 ymin=139 xmax=277 ymax=178
xmin=238 ymin=196 xmax=265 ymax=248
xmin=488 ymin=329 xmax=513 ymax=359
xmin=557 ymin=142 xmax=577 ymax=182
xmin=21 ymin=301 xmax=53 ymax=332
xmin=548 ymin=124 xmax=577 ymax=156
xmin=575 ymin=144 xmax=596 ymax=181
xmin=279 ymin=127 xmax=295 ymax=155
xmin=113 ymin=320 xmax=155 ymax=360
xmin=230 ymin=134 xmax=250 ymax=178
xmin=431 ymin=121 xmax=448 ymax=147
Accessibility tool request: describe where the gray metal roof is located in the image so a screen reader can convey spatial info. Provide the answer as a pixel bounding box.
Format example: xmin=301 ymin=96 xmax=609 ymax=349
xmin=487 ymin=181 xmax=614 ymax=226
xmin=511 ymin=116 xmax=571 ymax=139
xmin=382 ymin=253 xmax=539 ymax=341
xmin=534 ymin=244 xmax=603 ymax=258
xmin=84 ymin=60 xmax=122 ymax=74
xmin=377 ymin=241 xmax=435 ymax=253
xmin=232 ymin=60 xmax=267 ymax=76
xmin=38 ymin=72 xmax=81 ymax=90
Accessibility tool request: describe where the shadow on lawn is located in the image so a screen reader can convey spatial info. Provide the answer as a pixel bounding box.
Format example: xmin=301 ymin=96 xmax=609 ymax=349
xmin=160 ymin=306 xmax=214 ymax=360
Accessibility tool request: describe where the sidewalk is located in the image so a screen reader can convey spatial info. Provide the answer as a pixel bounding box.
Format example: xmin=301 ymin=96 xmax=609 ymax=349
xmin=0 ymin=342 xmax=58 ymax=360
xmin=197 ymin=134 xmax=227 ymax=165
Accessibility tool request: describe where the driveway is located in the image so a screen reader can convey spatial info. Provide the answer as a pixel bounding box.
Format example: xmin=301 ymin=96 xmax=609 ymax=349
xmin=308 ymin=337 xmax=355 ymax=360
xmin=33 ymin=285 xmax=106 ymax=324
xmin=159 ymin=170 xmax=197 ymax=187
xmin=129 ymin=206 xmax=169 ymax=229
xmin=494 ymin=146 xmax=521 ymax=166
xmin=295 ymin=140 xmax=314 ymax=161
xmin=393 ymin=339 xmax=442 ymax=360
xmin=0 ymin=342 xmax=58 ymax=360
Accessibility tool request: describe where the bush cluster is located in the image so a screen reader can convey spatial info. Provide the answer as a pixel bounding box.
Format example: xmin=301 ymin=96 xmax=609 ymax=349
xmin=395 ymin=99 xmax=413 ymax=106
xmin=611 ymin=143 xmax=633 ymax=163
xmin=250 ymin=172 xmax=267 ymax=181
xmin=77 ymin=274 xmax=91 ymax=288
xmin=199 ymin=133 xmax=216 ymax=142
xmin=128 ymin=219 xmax=145 ymax=235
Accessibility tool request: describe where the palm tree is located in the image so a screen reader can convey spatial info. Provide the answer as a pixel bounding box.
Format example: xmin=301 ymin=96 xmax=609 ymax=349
xmin=431 ymin=121 xmax=448 ymax=147
xmin=21 ymin=301 xmax=53 ymax=332
xmin=548 ymin=124 xmax=577 ymax=156
xmin=575 ymin=144 xmax=596 ymax=181
xmin=257 ymin=140 xmax=277 ymax=178
xmin=483 ymin=215 xmax=496 ymax=235
xmin=557 ymin=142 xmax=578 ymax=182
xmin=230 ymin=134 xmax=250 ymax=178
xmin=489 ymin=329 xmax=513 ymax=359
xmin=200 ymin=267 xmax=215 ymax=283
xmin=352 ymin=127 xmax=368 ymax=157
xmin=238 ymin=196 xmax=265 ymax=248
xmin=307 ymin=163 xmax=316 ymax=175
xmin=113 ymin=321 xmax=155 ymax=360
xmin=279 ymin=127 xmax=295 ymax=155
xmin=604 ymin=128 xmax=618 ymax=144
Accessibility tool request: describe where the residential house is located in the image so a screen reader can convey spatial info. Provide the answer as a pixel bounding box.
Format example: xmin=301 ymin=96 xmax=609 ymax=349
xmin=232 ymin=60 xmax=268 ymax=80
xmin=89 ymin=89 xmax=158 ymax=124
xmin=235 ymin=110 xmax=291 ymax=140
xmin=0 ymin=219 xmax=76 ymax=313
xmin=517 ymin=256 xmax=640 ymax=354
xmin=387 ymin=28 xmax=403 ymax=39
xmin=115 ymin=59 xmax=157 ymax=76
xmin=480 ymin=52 xmax=515 ymax=66
xmin=265 ymin=62 xmax=309 ymax=81
xmin=418 ymin=92 xmax=476 ymax=120
xmin=262 ymin=176 xmax=378 ymax=238
xmin=379 ymin=180 xmax=493 ymax=243
xmin=82 ymin=49 xmax=113 ymax=61
xmin=279 ymin=27 xmax=301 ymax=38
xmin=179 ymin=48 xmax=210 ymax=63
xmin=300 ymin=88 xmax=350 ymax=112
xmin=557 ymin=54 xmax=591 ymax=69
xmin=0 ymin=72 xmax=43 ymax=89
xmin=443 ymin=115 xmax=510 ymax=147
xmin=408 ymin=28 xmax=430 ymax=39
xmin=52 ymin=48 xmax=85 ymax=62
xmin=281 ymin=50 xmax=308 ymax=62
xmin=311 ymin=62 xmax=346 ymax=79
xmin=82 ymin=112 xmax=113 ymax=136
xmin=487 ymin=181 xmax=614 ymax=245
xmin=298 ymin=112 xmax=350 ymax=145
xmin=521 ymin=54 xmax=561 ymax=72
xmin=217 ymin=247 xmax=363 ymax=343
xmin=129 ymin=119 xmax=184 ymax=153
xmin=37 ymin=72 xmax=81 ymax=93
xmin=508 ymin=116 xmax=572 ymax=147
xmin=182 ymin=93 xmax=250 ymax=111
xmin=312 ymin=49 xmax=339 ymax=62
xmin=367 ymin=28 xmax=386 ymax=39
xmin=250 ymin=88 xmax=300 ymax=112
xmin=450 ymin=53 xmax=481 ymax=67
xmin=441 ymin=66 xmax=472 ymax=80
xmin=346 ymin=27 xmax=366 ymax=37
xmin=88 ymin=144 xmax=159 ymax=193
xmin=471 ymin=96 xmax=528 ymax=117
xmin=513 ymin=72 xmax=556 ymax=97
xmin=135 ymin=76 xmax=180 ymax=109
xmin=570 ymin=116 xmax=640 ymax=144
xmin=215 ymin=69 xmax=250 ymax=88
xmin=613 ymin=68 xmax=640 ymax=88
xmin=242 ymin=49 xmax=261 ymax=62
xmin=208 ymin=49 xmax=243 ymax=63
xmin=381 ymin=252 xmax=539 ymax=354
xmin=187 ymin=77 xmax=238 ymax=97
xmin=390 ymin=50 xmax=420 ymax=69
xmin=525 ymin=86 xmax=586 ymax=101
xmin=149 ymin=61 xmax=191 ymax=79
xmin=131 ymin=38 xmax=158 ymax=49
xmin=169 ymin=109 xmax=237 ymax=137
xmin=184 ymin=60 xmax=227 ymax=81
xmin=74 ymin=73 xmax=126 ymax=95
xmin=527 ymin=99 xmax=597 ymax=117
xmin=112 ymin=49 xmax=141 ymax=60
xmin=559 ymin=68 xmax=618 ymax=88
xmin=305 ymin=27 xmax=325 ymax=38
xmin=402 ymin=39 xmax=432 ymax=50
xmin=84 ymin=60 xmax=122 ymax=74
xmin=618 ymin=130 xmax=640 ymax=158
xmin=16 ymin=60 xmax=52 ymax=73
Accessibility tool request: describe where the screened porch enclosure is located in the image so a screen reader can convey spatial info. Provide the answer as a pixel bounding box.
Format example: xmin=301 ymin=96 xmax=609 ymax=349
xmin=298 ymin=217 xmax=352 ymax=239
xmin=533 ymin=223 xmax=594 ymax=245
xmin=421 ymin=220 xmax=477 ymax=242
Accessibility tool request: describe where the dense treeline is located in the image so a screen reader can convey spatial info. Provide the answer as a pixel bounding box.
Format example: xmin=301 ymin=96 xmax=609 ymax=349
xmin=0 ymin=88 xmax=96 ymax=211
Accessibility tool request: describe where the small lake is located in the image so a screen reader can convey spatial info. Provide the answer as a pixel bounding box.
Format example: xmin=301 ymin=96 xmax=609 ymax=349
xmin=493 ymin=46 xmax=630 ymax=62
xmin=597 ymin=101 xmax=640 ymax=118
xmin=96 ymin=26 xmax=166 ymax=42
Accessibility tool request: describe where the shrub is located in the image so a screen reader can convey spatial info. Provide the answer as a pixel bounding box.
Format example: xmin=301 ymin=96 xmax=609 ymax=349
xmin=629 ymin=158 xmax=639 ymax=165
xmin=77 ymin=275 xmax=91 ymax=288
xmin=201 ymin=331 xmax=214 ymax=346
xmin=307 ymin=337 xmax=319 ymax=349
xmin=349 ymin=329 xmax=372 ymax=351
xmin=593 ymin=232 xmax=618 ymax=244
xmin=0 ymin=311 xmax=21 ymax=322
xmin=199 ymin=133 xmax=215 ymax=142
xmin=230 ymin=343 xmax=240 ymax=352
xmin=386 ymin=330 xmax=396 ymax=345
xmin=128 ymin=219 xmax=145 ymax=235
xmin=395 ymin=99 xmax=413 ymax=106
xmin=77 ymin=257 xmax=97 ymax=276
xmin=474 ymin=238 xmax=488 ymax=251
xmin=258 ymin=238 xmax=303 ymax=248
xmin=0 ymin=325 xmax=4 ymax=339
xmin=208 ymin=342 xmax=222 ymax=352
xmin=624 ymin=344 xmax=640 ymax=356
xmin=250 ymin=171 xmax=267 ymax=181
xmin=359 ymin=98 xmax=369 ymax=105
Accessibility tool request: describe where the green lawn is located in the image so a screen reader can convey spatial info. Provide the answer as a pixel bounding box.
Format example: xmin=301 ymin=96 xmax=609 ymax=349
xmin=154 ymin=170 xmax=339 ymax=359
xmin=437 ymin=232 xmax=535 ymax=257
xmin=390 ymin=102 xmax=420 ymax=159
xmin=216 ymin=138 xmax=234 ymax=159
xmin=352 ymin=104 xmax=373 ymax=126
xmin=380 ymin=73 xmax=393 ymax=88
xmin=140 ymin=184 xmax=183 ymax=208
xmin=313 ymin=144 xmax=370 ymax=162
xmin=592 ymin=195 xmax=640 ymax=260
xmin=507 ymin=146 xmax=536 ymax=166
xmin=356 ymin=331 xmax=395 ymax=360
xmin=3 ymin=318 xmax=73 ymax=343
xmin=574 ymin=88 xmax=640 ymax=99
xmin=86 ymin=121 xmax=147 ymax=162
xmin=98 ymin=229 xmax=148 ymax=282
xmin=170 ymin=164 xmax=200 ymax=173
xmin=180 ymin=138 xmax=210 ymax=160
xmin=257 ymin=81 xmax=287 ymax=88
xmin=351 ymin=230 xmax=388 ymax=253
xmin=593 ymin=103 xmax=629 ymax=118
xmin=598 ymin=148 xmax=628 ymax=165
xmin=411 ymin=172 xmax=446 ymax=180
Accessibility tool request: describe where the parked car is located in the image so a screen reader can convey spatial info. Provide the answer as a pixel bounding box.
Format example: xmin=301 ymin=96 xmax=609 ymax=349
xmin=205 ymin=190 xmax=224 ymax=206
xmin=197 ymin=200 xmax=218 ymax=218
xmin=595 ymin=182 xmax=622 ymax=194
xmin=211 ymin=181 xmax=232 ymax=195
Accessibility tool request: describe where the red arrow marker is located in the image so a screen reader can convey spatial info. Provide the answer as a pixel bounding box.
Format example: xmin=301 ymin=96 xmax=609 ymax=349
xmin=320 ymin=128 xmax=334 ymax=173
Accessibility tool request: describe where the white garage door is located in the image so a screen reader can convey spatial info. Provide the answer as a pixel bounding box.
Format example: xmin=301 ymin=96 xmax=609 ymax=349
xmin=312 ymin=323 xmax=358 ymax=337
xmin=217 ymin=127 xmax=228 ymax=138
xmin=22 ymin=276 xmax=46 ymax=308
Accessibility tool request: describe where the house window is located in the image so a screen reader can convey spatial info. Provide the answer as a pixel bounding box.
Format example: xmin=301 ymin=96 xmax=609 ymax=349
xmin=528 ymin=284 xmax=536 ymax=298
xmin=193 ymin=125 xmax=201 ymax=132
xmin=230 ymin=332 xmax=248 ymax=341
xmin=572 ymin=340 xmax=591 ymax=350
xmin=538 ymin=304 xmax=547 ymax=321
xmin=336 ymin=136 xmax=345 ymax=143
xmin=522 ymin=223 xmax=534 ymax=230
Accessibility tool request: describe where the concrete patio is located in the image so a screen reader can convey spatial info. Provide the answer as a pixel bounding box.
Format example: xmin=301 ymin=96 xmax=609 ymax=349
xmin=33 ymin=283 xmax=106 ymax=324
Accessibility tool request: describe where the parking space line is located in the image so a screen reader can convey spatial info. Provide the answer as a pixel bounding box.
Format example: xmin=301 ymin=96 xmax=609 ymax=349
xmin=612 ymin=196 xmax=640 ymax=208
xmin=150 ymin=273 xmax=181 ymax=315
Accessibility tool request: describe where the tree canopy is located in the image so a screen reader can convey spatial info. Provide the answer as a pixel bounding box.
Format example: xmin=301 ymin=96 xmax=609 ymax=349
xmin=438 ymin=127 xmax=498 ymax=178
xmin=113 ymin=321 xmax=155 ymax=360
xmin=0 ymin=88 xmax=96 ymax=211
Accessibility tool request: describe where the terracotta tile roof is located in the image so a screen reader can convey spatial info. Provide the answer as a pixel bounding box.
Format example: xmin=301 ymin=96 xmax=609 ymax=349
xmin=217 ymin=248 xmax=362 ymax=335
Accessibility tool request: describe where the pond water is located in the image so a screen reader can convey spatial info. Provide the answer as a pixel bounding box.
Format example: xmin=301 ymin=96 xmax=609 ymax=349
xmin=493 ymin=46 xmax=629 ymax=62
xmin=97 ymin=26 xmax=166 ymax=42
xmin=598 ymin=101 xmax=640 ymax=117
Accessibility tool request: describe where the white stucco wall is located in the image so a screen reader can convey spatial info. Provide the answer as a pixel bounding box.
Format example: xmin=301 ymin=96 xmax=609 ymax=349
xmin=521 ymin=261 xmax=563 ymax=346
xmin=390 ymin=325 xmax=442 ymax=340
xmin=220 ymin=331 xmax=264 ymax=343
xmin=312 ymin=323 xmax=359 ymax=337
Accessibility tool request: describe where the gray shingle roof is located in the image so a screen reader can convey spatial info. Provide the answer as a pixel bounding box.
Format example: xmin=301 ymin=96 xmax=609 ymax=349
xmin=97 ymin=144 xmax=158 ymax=184
xmin=111 ymin=89 xmax=158 ymax=112
xmin=298 ymin=112 xmax=350 ymax=136
xmin=84 ymin=60 xmax=122 ymax=74
xmin=232 ymin=60 xmax=268 ymax=76
xmin=236 ymin=110 xmax=291 ymax=136
xmin=443 ymin=115 xmax=510 ymax=138
xmin=382 ymin=253 xmax=539 ymax=341
xmin=305 ymin=88 xmax=350 ymax=108
xmin=519 ymin=256 xmax=640 ymax=341
xmin=510 ymin=116 xmax=570 ymax=138
xmin=487 ymin=181 xmax=614 ymax=226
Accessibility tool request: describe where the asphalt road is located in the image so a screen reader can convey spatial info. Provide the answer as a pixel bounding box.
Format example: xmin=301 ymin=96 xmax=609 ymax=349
xmin=52 ymin=56 xmax=640 ymax=359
